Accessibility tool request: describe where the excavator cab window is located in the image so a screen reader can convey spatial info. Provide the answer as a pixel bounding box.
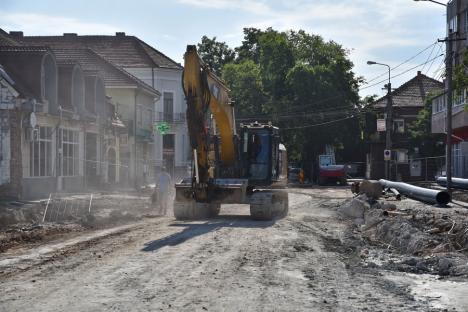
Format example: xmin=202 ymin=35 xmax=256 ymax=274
xmin=248 ymin=130 xmax=270 ymax=180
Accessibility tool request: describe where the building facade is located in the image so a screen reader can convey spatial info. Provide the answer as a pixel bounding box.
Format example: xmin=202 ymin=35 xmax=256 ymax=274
xmin=0 ymin=29 xmax=160 ymax=199
xmin=18 ymin=32 xmax=190 ymax=181
xmin=431 ymin=0 xmax=468 ymax=178
xmin=367 ymin=71 xmax=443 ymax=181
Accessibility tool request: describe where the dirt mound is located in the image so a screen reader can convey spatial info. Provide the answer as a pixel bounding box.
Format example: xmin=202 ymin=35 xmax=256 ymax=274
xmin=338 ymin=194 xmax=468 ymax=277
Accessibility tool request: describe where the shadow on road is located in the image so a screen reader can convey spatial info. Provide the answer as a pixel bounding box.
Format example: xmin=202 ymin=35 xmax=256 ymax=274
xmin=141 ymin=216 xmax=274 ymax=252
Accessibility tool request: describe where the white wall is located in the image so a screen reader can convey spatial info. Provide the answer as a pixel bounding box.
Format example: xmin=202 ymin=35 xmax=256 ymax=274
xmin=124 ymin=67 xmax=189 ymax=168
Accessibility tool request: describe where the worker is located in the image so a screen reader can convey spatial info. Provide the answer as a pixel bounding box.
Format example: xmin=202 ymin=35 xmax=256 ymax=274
xmin=155 ymin=167 xmax=172 ymax=215
xmin=299 ymin=168 xmax=305 ymax=184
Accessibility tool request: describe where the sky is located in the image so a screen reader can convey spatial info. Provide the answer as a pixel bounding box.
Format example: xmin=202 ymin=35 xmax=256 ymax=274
xmin=0 ymin=0 xmax=447 ymax=98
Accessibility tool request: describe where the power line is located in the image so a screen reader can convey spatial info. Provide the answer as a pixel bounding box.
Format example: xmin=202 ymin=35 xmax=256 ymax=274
xmin=360 ymin=53 xmax=444 ymax=91
xmin=363 ymin=41 xmax=438 ymax=85
xmin=425 ymin=43 xmax=444 ymax=75
xmin=421 ymin=42 xmax=438 ymax=73
xmin=281 ymin=115 xmax=356 ymax=130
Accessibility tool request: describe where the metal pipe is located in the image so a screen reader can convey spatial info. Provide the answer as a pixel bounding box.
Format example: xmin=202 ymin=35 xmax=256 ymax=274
xmin=388 ymin=188 xmax=401 ymax=200
xmin=379 ymin=179 xmax=450 ymax=206
xmin=436 ymin=177 xmax=468 ymax=190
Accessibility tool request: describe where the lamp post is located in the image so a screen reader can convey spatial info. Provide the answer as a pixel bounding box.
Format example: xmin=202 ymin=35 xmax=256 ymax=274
xmin=367 ymin=61 xmax=392 ymax=179
xmin=414 ymin=0 xmax=453 ymax=194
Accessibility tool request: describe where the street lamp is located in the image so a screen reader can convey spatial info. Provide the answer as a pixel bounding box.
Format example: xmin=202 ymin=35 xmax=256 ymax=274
xmin=367 ymin=61 xmax=392 ymax=179
xmin=413 ymin=0 xmax=446 ymax=6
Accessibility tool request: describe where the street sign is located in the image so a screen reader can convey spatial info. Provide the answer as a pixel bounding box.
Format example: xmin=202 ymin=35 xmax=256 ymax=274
xmin=154 ymin=122 xmax=170 ymax=135
xmin=377 ymin=119 xmax=386 ymax=132
xmin=384 ymin=149 xmax=391 ymax=161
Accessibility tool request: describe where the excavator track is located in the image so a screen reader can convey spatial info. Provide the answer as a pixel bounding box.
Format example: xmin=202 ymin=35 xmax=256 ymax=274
xmin=249 ymin=190 xmax=289 ymax=221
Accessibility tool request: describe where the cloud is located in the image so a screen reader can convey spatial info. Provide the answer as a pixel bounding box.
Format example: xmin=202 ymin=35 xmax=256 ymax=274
xmin=0 ymin=12 xmax=119 ymax=35
xmin=177 ymin=0 xmax=271 ymax=14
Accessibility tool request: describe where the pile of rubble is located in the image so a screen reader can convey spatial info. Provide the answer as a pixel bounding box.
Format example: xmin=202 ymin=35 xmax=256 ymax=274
xmin=339 ymin=180 xmax=468 ymax=276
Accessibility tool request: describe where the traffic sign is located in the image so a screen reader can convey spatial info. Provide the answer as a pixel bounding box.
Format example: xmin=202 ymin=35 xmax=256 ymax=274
xmin=384 ymin=149 xmax=391 ymax=161
xmin=377 ymin=119 xmax=386 ymax=132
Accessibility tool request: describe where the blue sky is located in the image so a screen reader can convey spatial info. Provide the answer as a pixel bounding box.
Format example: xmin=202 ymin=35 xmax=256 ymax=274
xmin=0 ymin=0 xmax=447 ymax=98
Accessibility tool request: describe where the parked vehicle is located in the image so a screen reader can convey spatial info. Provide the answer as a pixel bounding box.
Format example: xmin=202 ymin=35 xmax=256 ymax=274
xmin=317 ymin=155 xmax=347 ymax=185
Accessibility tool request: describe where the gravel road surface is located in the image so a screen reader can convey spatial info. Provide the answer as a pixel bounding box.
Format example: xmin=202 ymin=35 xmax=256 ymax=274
xmin=0 ymin=187 xmax=462 ymax=311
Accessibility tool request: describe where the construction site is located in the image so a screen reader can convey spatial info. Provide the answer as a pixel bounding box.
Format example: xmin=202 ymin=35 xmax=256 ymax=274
xmin=0 ymin=182 xmax=467 ymax=311
xmin=2 ymin=0 xmax=468 ymax=311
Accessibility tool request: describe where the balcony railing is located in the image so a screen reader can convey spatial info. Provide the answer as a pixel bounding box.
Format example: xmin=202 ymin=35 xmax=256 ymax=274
xmin=154 ymin=112 xmax=186 ymax=123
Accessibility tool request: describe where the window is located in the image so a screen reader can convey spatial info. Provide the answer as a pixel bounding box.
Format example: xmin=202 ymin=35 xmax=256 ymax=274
xmin=432 ymin=95 xmax=446 ymax=114
xmin=453 ymin=88 xmax=467 ymax=107
xmin=448 ymin=15 xmax=458 ymax=33
xmin=393 ymin=119 xmax=405 ymax=134
xmin=61 ymin=129 xmax=79 ymax=176
xmin=465 ymin=10 xmax=468 ymax=33
xmin=163 ymin=92 xmax=174 ymax=122
xmin=163 ymin=134 xmax=175 ymax=150
xmin=395 ymin=149 xmax=408 ymax=164
xmin=30 ymin=126 xmax=52 ymax=177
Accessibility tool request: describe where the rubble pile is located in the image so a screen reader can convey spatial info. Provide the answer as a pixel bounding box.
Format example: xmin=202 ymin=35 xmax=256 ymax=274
xmin=339 ymin=181 xmax=468 ymax=276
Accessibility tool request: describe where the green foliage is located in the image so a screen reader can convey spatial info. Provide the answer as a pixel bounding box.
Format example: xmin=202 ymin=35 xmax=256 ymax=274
xmin=408 ymin=93 xmax=445 ymax=157
xmin=222 ymin=60 xmax=267 ymax=117
xmin=453 ymin=50 xmax=468 ymax=111
xmin=197 ymin=36 xmax=235 ymax=75
xmin=197 ymin=28 xmax=362 ymax=164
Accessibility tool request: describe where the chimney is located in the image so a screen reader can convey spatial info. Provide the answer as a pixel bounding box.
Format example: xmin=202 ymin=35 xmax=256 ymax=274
xmin=9 ymin=31 xmax=23 ymax=38
xmin=417 ymin=71 xmax=421 ymax=76
xmin=63 ymin=33 xmax=77 ymax=37
xmin=116 ymin=32 xmax=126 ymax=37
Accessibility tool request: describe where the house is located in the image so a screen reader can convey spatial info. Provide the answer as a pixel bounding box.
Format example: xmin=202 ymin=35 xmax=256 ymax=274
xmin=0 ymin=29 xmax=160 ymax=199
xmin=431 ymin=0 xmax=468 ymax=178
xmin=17 ymin=32 xmax=189 ymax=180
xmin=367 ymin=71 xmax=443 ymax=181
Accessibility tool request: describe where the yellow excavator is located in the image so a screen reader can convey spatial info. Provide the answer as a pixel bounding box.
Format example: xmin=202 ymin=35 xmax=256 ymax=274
xmin=174 ymin=45 xmax=288 ymax=220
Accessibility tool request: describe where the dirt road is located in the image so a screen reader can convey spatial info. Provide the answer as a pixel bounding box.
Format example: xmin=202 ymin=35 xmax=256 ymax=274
xmin=0 ymin=188 xmax=465 ymax=311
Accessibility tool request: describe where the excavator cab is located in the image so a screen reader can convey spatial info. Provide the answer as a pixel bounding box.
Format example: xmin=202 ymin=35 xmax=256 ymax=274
xmin=239 ymin=122 xmax=287 ymax=187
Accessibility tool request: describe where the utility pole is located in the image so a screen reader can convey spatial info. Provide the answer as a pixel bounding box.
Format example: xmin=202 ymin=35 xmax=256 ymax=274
xmin=385 ymin=79 xmax=393 ymax=180
xmin=445 ymin=33 xmax=453 ymax=194
xmin=438 ymin=32 xmax=465 ymax=193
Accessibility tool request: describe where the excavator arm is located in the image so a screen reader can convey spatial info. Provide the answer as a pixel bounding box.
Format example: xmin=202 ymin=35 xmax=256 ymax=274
xmin=182 ymin=45 xmax=235 ymax=191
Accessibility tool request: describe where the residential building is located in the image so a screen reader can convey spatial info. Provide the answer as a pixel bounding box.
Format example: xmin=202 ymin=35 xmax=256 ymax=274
xmin=367 ymin=71 xmax=443 ymax=181
xmin=0 ymin=29 xmax=159 ymax=199
xmin=18 ymin=32 xmax=189 ymax=180
xmin=431 ymin=0 xmax=468 ymax=178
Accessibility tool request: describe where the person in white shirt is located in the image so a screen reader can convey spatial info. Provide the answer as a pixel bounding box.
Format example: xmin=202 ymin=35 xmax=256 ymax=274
xmin=155 ymin=167 xmax=172 ymax=215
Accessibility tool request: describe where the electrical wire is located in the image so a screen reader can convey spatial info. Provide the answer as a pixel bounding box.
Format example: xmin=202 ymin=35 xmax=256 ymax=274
xmin=363 ymin=41 xmax=438 ymax=85
xmin=421 ymin=42 xmax=438 ymax=73
xmin=281 ymin=115 xmax=356 ymax=130
xmin=359 ymin=53 xmax=444 ymax=91
xmin=425 ymin=43 xmax=444 ymax=75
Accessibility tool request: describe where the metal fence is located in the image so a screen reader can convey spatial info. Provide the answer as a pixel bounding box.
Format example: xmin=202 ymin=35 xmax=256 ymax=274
xmin=42 ymin=193 xmax=94 ymax=223
xmin=365 ymin=155 xmax=468 ymax=182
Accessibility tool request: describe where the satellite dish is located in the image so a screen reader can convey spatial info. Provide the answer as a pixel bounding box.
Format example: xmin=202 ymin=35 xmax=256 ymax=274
xmin=30 ymin=112 xmax=37 ymax=128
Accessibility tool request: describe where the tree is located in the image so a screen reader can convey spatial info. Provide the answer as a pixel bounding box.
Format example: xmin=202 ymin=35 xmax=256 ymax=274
xmin=222 ymin=60 xmax=268 ymax=118
xmin=197 ymin=36 xmax=235 ymax=75
xmin=196 ymin=28 xmax=362 ymax=166
xmin=408 ymin=93 xmax=445 ymax=157
xmin=453 ymin=50 xmax=468 ymax=110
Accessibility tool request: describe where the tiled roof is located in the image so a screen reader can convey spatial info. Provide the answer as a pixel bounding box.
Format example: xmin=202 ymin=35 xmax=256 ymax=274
xmin=373 ymin=72 xmax=443 ymax=108
xmin=0 ymin=29 xmax=20 ymax=46
xmin=20 ymin=34 xmax=182 ymax=69
xmin=51 ymin=48 xmax=160 ymax=96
